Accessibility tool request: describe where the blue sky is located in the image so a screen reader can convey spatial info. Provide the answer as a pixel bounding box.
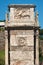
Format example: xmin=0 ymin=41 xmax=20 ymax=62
xmin=0 ymin=0 xmax=43 ymax=28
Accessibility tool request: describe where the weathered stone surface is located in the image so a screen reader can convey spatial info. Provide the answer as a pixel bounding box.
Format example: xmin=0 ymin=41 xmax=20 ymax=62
xmin=10 ymin=30 xmax=34 ymax=35
xmin=7 ymin=5 xmax=35 ymax=26
xmin=10 ymin=30 xmax=34 ymax=65
xmin=10 ymin=60 xmax=34 ymax=65
xmin=14 ymin=8 xmax=30 ymax=19
xmin=10 ymin=46 xmax=34 ymax=51
xmin=10 ymin=7 xmax=34 ymax=22
xmin=10 ymin=51 xmax=34 ymax=61
xmin=10 ymin=30 xmax=34 ymax=46
xmin=5 ymin=4 xmax=39 ymax=65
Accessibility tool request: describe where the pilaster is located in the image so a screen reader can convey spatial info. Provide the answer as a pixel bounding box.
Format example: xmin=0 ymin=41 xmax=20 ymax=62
xmin=35 ymin=30 xmax=39 ymax=65
xmin=5 ymin=30 xmax=8 ymax=65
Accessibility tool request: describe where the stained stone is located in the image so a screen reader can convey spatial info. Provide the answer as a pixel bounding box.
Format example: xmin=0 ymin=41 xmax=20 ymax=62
xmin=10 ymin=60 xmax=34 ymax=65
xmin=5 ymin=4 xmax=39 ymax=65
xmin=10 ymin=30 xmax=34 ymax=65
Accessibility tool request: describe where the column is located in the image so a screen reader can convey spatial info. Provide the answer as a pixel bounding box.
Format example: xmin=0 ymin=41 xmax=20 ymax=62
xmin=5 ymin=30 xmax=8 ymax=65
xmin=35 ymin=30 xmax=39 ymax=65
xmin=10 ymin=8 xmax=14 ymax=21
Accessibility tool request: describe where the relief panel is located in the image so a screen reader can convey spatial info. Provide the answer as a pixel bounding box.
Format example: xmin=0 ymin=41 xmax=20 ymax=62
xmin=10 ymin=30 xmax=34 ymax=46
xmin=14 ymin=8 xmax=30 ymax=19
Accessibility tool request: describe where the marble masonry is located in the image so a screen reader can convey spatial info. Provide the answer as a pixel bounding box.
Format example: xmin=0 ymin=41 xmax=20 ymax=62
xmin=5 ymin=4 xmax=40 ymax=65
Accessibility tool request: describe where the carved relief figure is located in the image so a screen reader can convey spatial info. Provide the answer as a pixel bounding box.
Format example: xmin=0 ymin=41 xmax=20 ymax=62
xmin=14 ymin=8 xmax=30 ymax=19
xmin=17 ymin=37 xmax=26 ymax=46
